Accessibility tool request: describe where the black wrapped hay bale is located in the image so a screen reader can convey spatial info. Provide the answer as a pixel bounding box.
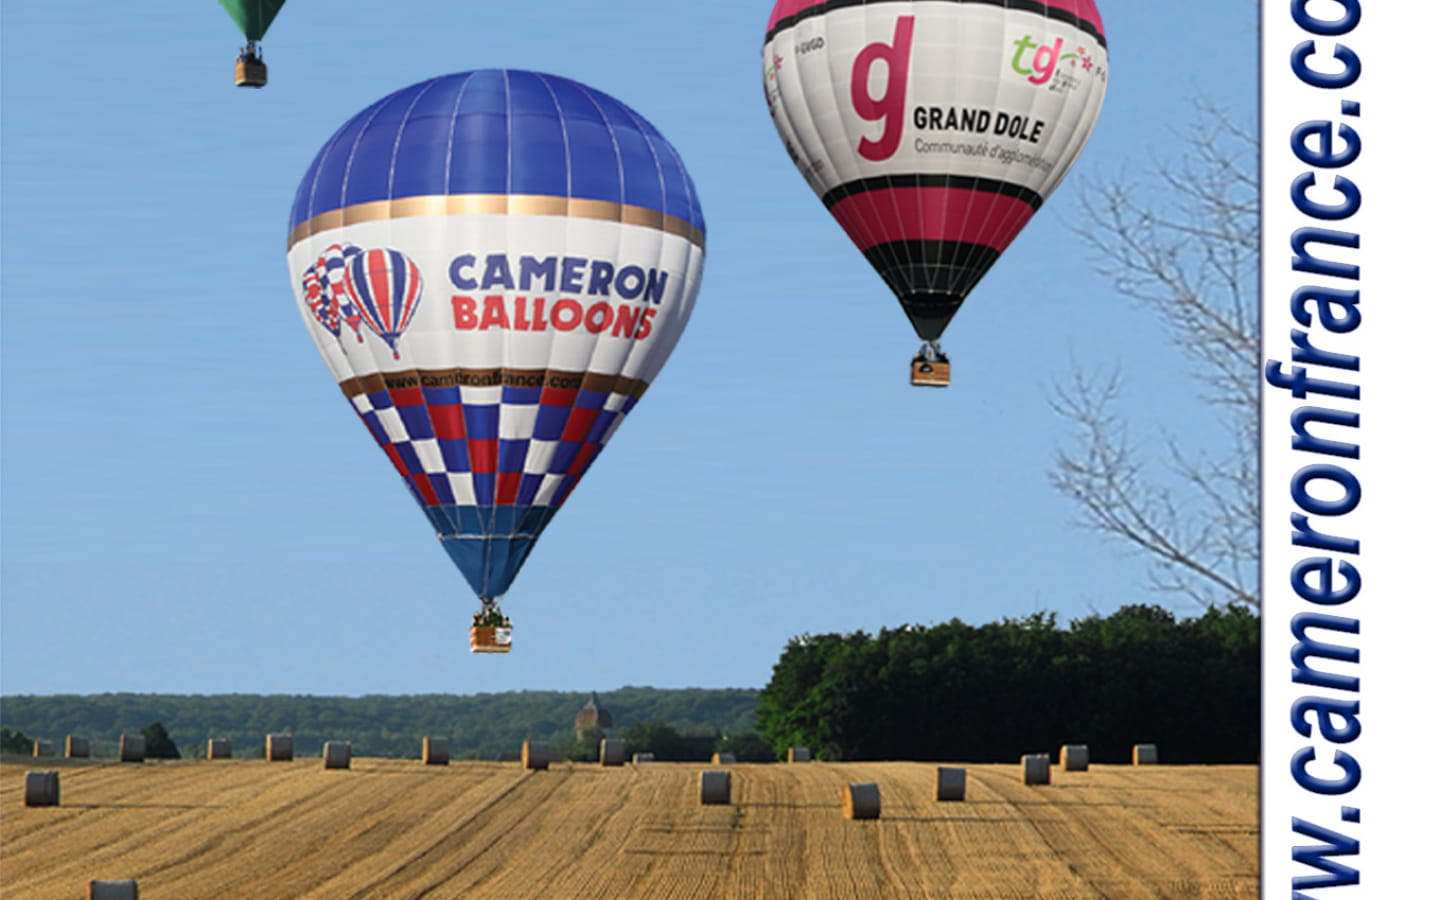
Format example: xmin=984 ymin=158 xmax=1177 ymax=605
xmin=119 ymin=735 xmax=145 ymax=763
xmin=698 ymin=770 xmax=731 ymax=805
xmin=1022 ymin=753 xmax=1050 ymax=785
xmin=423 ymin=737 xmax=450 ymax=765
xmin=843 ymin=783 xmax=880 ymax=820
xmin=935 ymin=766 xmax=967 ymax=801
xmin=88 ymin=880 xmax=139 ymax=899
xmin=1060 ymin=744 xmax=1090 ymax=771
xmin=266 ymin=734 xmax=294 ymax=762
xmin=24 ymin=771 xmax=60 ymax=807
xmin=600 ymin=738 xmax=626 ymax=767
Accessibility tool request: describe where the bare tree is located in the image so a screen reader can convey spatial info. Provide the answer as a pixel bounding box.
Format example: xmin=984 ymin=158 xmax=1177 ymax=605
xmin=1052 ymin=100 xmax=1258 ymax=609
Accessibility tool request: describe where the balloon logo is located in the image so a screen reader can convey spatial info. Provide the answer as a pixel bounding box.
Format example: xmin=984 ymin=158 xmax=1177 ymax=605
xmin=301 ymin=263 xmax=341 ymax=339
xmin=346 ymin=248 xmax=422 ymax=360
xmin=301 ymin=243 xmax=365 ymax=347
xmin=287 ymin=70 xmax=706 ymax=649
xmin=321 ymin=243 xmax=367 ymax=343
xmin=762 ymin=0 xmax=1108 ymax=384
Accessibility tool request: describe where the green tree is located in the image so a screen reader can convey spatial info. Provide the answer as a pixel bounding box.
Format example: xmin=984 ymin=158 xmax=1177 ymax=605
xmin=755 ymin=631 xmax=863 ymax=760
xmin=1 ymin=726 xmax=34 ymax=754
xmin=0 ymin=689 xmax=760 ymax=761
xmin=758 ymin=606 xmax=1258 ymax=764
xmin=714 ymin=732 xmax=774 ymax=762
xmin=621 ymin=721 xmax=688 ymax=761
xmin=141 ymin=721 xmax=181 ymax=759
xmin=568 ymin=725 xmax=604 ymax=762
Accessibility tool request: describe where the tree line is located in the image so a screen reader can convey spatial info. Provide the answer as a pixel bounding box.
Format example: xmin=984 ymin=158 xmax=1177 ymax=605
xmin=755 ymin=604 xmax=1258 ymax=763
xmin=3 ymin=605 xmax=1257 ymax=764
xmin=0 ymin=687 xmax=758 ymax=761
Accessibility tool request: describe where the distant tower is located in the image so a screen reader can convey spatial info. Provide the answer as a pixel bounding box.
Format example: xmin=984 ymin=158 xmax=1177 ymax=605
xmin=574 ymin=691 xmax=612 ymax=738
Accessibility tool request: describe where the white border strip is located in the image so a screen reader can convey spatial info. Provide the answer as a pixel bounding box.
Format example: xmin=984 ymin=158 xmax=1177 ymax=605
xmin=1261 ymin=2 xmax=1440 ymax=897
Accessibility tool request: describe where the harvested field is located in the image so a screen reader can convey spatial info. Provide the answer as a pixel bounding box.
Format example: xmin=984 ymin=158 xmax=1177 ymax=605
xmin=1 ymin=758 xmax=1256 ymax=899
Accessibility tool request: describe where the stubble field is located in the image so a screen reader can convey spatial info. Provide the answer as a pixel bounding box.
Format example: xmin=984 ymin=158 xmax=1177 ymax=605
xmin=2 ymin=757 xmax=1256 ymax=899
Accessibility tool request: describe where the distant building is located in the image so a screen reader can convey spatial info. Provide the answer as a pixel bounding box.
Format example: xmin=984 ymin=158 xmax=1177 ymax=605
xmin=574 ymin=691 xmax=612 ymax=738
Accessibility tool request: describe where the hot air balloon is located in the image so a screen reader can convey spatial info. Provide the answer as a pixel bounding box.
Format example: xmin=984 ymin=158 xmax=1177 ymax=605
xmin=762 ymin=0 xmax=1108 ymax=386
xmin=287 ymin=70 xmax=705 ymax=653
xmin=218 ymin=0 xmax=288 ymax=87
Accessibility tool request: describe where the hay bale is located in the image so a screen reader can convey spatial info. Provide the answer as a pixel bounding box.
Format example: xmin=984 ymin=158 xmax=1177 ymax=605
xmin=66 ymin=736 xmax=90 ymax=759
xmin=631 ymin=752 xmax=655 ymax=764
xmin=1022 ymin=753 xmax=1050 ymax=785
xmin=698 ymin=770 xmax=731 ymax=805
xmin=118 ymin=734 xmax=145 ymax=763
xmin=1060 ymin=744 xmax=1090 ymax=771
xmin=322 ymin=741 xmax=352 ymax=770
xmin=497 ymin=750 xmax=522 ymax=762
xmin=599 ymin=738 xmax=626 ymax=767
xmin=842 ymin=782 xmax=881 ymax=820
xmin=23 ymin=771 xmax=60 ymax=807
xmin=423 ymin=737 xmax=450 ymax=765
xmin=787 ymin=747 xmax=811 ymax=763
xmin=935 ymin=766 xmax=967 ymax=801
xmin=207 ymin=738 xmax=232 ymax=760
xmin=266 ymin=734 xmax=294 ymax=762
xmin=88 ymin=880 xmax=139 ymax=900
xmin=710 ymin=752 xmax=737 ymax=764
xmin=33 ymin=739 xmax=56 ymax=758
xmin=522 ymin=740 xmax=549 ymax=771
xmin=1133 ymin=743 xmax=1159 ymax=765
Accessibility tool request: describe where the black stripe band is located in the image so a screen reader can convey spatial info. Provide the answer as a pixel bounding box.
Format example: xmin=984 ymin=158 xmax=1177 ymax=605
xmin=822 ymin=174 xmax=1045 ymax=212
xmin=862 ymin=238 xmax=1002 ymax=274
xmin=861 ymin=238 xmax=1005 ymax=339
xmin=765 ymin=0 xmax=1108 ymax=51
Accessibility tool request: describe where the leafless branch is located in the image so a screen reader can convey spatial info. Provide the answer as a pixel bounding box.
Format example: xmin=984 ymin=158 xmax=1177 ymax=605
xmin=1053 ymin=99 xmax=1259 ymax=609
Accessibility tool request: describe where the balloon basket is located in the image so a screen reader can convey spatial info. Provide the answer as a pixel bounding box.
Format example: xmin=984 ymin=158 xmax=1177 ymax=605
xmin=235 ymin=53 xmax=267 ymax=88
xmin=910 ymin=355 xmax=951 ymax=387
xmin=470 ymin=625 xmax=513 ymax=654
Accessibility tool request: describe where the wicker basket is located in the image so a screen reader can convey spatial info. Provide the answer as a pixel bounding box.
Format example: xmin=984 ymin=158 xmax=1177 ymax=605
xmin=235 ymin=56 xmax=267 ymax=88
xmin=910 ymin=358 xmax=951 ymax=387
xmin=470 ymin=625 xmax=513 ymax=653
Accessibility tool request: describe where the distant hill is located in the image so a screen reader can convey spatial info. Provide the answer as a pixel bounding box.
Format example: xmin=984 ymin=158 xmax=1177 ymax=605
xmin=0 ymin=688 xmax=758 ymax=760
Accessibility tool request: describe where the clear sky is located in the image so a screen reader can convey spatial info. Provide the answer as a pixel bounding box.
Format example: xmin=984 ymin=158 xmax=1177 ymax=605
xmin=0 ymin=0 xmax=1257 ymax=696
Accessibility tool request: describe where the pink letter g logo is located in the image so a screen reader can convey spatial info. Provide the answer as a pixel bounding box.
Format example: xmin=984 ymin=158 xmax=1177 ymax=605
xmin=851 ymin=16 xmax=915 ymax=162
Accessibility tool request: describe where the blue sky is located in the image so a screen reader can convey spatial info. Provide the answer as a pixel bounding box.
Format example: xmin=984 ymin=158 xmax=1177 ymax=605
xmin=0 ymin=0 xmax=1257 ymax=696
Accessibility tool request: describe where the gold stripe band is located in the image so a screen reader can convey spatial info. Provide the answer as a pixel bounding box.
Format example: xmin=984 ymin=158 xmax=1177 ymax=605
xmin=339 ymin=367 xmax=650 ymax=401
xmin=288 ymin=194 xmax=705 ymax=251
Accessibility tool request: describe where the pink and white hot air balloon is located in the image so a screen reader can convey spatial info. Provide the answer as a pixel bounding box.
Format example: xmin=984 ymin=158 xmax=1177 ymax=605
xmin=762 ymin=0 xmax=1108 ymax=386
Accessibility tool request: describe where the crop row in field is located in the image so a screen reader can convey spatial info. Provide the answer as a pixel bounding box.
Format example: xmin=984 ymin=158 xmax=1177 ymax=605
xmin=2 ymin=759 xmax=1257 ymax=899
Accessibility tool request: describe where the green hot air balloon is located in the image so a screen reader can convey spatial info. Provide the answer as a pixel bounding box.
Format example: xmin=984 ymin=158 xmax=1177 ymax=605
xmin=218 ymin=0 xmax=288 ymax=88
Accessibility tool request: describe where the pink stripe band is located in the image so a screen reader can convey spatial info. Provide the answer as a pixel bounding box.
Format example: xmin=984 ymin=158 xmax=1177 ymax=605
xmin=828 ymin=186 xmax=1037 ymax=252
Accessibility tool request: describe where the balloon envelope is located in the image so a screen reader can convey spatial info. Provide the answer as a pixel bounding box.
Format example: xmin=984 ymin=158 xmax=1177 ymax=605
xmin=762 ymin=0 xmax=1107 ymax=341
xmin=218 ymin=0 xmax=287 ymax=42
xmin=287 ymin=70 xmax=705 ymax=603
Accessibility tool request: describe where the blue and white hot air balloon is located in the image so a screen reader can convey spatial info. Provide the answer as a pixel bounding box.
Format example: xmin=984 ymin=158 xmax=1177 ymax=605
xmin=287 ymin=70 xmax=706 ymax=653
